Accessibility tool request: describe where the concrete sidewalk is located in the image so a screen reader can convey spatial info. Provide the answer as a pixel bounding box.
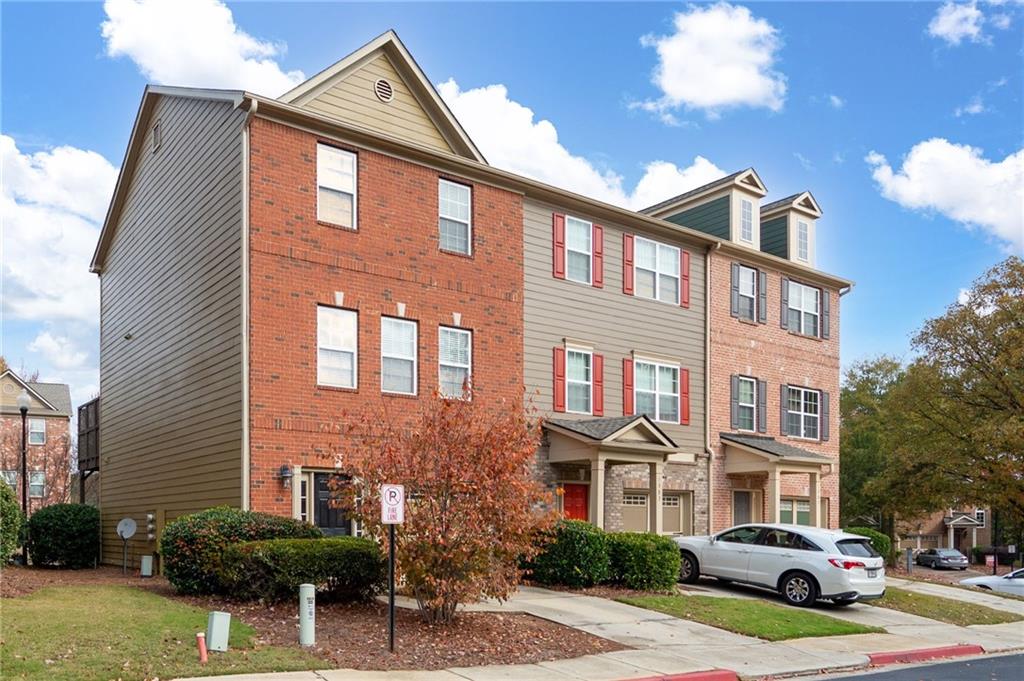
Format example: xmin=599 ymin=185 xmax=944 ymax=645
xmin=884 ymin=576 xmax=1024 ymax=616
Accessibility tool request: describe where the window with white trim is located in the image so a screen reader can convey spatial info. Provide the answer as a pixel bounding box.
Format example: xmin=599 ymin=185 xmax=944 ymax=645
xmin=381 ymin=317 xmax=417 ymax=395
xmin=317 ymin=144 xmax=357 ymax=228
xmin=738 ymin=265 xmax=757 ymax=321
xmin=1 ymin=471 xmax=15 ymax=490
xmin=787 ymin=281 xmax=820 ymax=336
xmin=28 ymin=418 xmax=45 ymax=445
xmin=786 ymin=387 xmax=820 ymax=439
xmin=565 ymin=348 xmax=592 ymax=414
xmin=780 ymin=499 xmax=811 ymax=525
xmin=740 ymin=199 xmax=754 ymax=242
xmin=635 ymin=237 xmax=680 ymax=304
xmin=439 ymin=179 xmax=471 ymax=254
xmin=317 ymin=306 xmax=358 ymax=388
xmin=737 ymin=376 xmax=756 ymax=432
xmin=565 ymin=216 xmax=592 ymax=284
xmin=635 ymin=359 xmax=679 ymax=423
xmin=438 ymin=327 xmax=472 ymax=398
xmin=975 ymin=509 xmax=986 ymax=527
xmin=29 ymin=471 xmax=45 ymax=498
xmin=797 ymin=221 xmax=809 ymax=261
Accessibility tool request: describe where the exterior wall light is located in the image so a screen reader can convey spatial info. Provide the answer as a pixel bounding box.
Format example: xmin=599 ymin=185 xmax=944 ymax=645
xmin=279 ymin=464 xmax=294 ymax=489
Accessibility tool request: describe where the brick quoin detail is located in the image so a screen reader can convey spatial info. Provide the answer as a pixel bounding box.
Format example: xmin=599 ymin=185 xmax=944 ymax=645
xmin=247 ymin=118 xmax=524 ymax=515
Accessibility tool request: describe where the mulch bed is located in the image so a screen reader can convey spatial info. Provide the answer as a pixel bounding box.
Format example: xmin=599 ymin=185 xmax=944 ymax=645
xmin=2 ymin=566 xmax=627 ymax=671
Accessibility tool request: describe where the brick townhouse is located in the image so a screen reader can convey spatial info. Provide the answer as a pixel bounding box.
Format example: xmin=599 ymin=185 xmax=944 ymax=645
xmin=88 ymin=31 xmax=850 ymax=565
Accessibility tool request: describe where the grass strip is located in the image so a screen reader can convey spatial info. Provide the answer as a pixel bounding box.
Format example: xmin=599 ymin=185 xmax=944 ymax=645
xmin=871 ymin=587 xmax=1024 ymax=626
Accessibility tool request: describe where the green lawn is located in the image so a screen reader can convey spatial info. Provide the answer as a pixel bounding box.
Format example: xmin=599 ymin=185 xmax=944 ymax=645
xmin=871 ymin=588 xmax=1024 ymax=626
xmin=1 ymin=585 xmax=325 ymax=681
xmin=619 ymin=594 xmax=883 ymax=641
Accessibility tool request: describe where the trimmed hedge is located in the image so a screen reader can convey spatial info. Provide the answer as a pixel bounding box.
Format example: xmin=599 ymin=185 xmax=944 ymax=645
xmin=0 ymin=483 xmax=23 ymax=564
xmin=530 ymin=519 xmax=609 ymax=588
xmin=160 ymin=506 xmax=320 ymax=595
xmin=220 ymin=537 xmax=386 ymax=602
xmin=607 ymin=532 xmax=680 ymax=590
xmin=27 ymin=503 xmax=100 ymax=569
xmin=845 ymin=526 xmax=892 ymax=560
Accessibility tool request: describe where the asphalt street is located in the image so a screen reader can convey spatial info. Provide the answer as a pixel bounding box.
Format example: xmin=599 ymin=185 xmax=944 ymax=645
xmin=823 ymin=653 xmax=1024 ymax=680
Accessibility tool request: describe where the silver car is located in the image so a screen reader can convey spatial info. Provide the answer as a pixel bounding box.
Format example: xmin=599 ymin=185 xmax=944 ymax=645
xmin=915 ymin=548 xmax=969 ymax=570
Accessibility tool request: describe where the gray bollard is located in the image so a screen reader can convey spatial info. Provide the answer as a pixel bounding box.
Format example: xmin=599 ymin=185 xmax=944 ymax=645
xmin=299 ymin=583 xmax=315 ymax=647
xmin=906 ymin=547 xmax=913 ymax=574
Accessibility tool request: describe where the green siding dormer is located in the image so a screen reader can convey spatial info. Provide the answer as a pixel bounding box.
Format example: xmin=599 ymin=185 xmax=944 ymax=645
xmin=760 ymin=215 xmax=788 ymax=258
xmin=665 ymin=195 xmax=730 ymax=239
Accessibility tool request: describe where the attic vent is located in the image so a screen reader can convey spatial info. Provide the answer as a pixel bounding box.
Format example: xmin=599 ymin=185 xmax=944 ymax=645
xmin=373 ymin=78 xmax=395 ymax=103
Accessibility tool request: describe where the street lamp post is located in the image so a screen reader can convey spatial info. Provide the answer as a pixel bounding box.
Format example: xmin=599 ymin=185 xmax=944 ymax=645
xmin=16 ymin=389 xmax=31 ymax=565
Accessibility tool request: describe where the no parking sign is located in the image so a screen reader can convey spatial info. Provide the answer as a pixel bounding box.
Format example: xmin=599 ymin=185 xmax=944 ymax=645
xmin=381 ymin=484 xmax=405 ymax=524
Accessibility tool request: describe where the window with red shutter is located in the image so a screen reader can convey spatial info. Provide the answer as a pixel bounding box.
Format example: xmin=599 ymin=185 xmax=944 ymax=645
xmin=593 ymin=354 xmax=604 ymax=415
xmin=680 ymin=368 xmax=690 ymax=425
xmin=623 ymin=358 xmax=634 ymax=415
xmin=592 ymin=225 xmax=604 ymax=288
xmin=552 ymin=213 xmax=566 ymax=279
xmin=552 ymin=347 xmax=566 ymax=412
xmin=623 ymin=234 xmax=635 ymax=295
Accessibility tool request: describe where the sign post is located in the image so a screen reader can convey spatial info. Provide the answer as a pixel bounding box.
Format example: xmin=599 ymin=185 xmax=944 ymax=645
xmin=381 ymin=484 xmax=405 ymax=654
xmin=986 ymin=553 xmax=996 ymax=575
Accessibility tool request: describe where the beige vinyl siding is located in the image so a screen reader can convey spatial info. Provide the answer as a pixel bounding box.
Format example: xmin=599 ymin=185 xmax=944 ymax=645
xmin=523 ymin=199 xmax=707 ymax=453
xmin=302 ymin=53 xmax=454 ymax=155
xmin=98 ymin=94 xmax=246 ymax=565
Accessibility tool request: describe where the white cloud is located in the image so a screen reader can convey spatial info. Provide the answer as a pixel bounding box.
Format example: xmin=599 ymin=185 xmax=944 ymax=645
xmin=437 ymin=80 xmax=725 ymax=210
xmin=101 ymin=0 xmax=305 ymax=96
xmin=793 ymin=152 xmax=815 ymax=171
xmin=865 ymin=139 xmax=1024 ymax=252
xmin=828 ymin=94 xmax=845 ymax=109
xmin=635 ymin=2 xmax=786 ymax=121
xmin=954 ymin=95 xmax=986 ymax=117
xmin=991 ymin=13 xmax=1012 ymax=28
xmin=928 ymin=2 xmax=987 ymax=45
xmin=28 ymin=332 xmax=88 ymax=370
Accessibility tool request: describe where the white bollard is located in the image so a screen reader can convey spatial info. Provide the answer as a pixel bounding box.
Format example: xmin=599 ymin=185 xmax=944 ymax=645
xmin=299 ymin=583 xmax=315 ymax=647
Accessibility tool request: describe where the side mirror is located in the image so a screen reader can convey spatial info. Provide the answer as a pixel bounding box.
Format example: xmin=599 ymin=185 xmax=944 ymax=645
xmin=709 ymin=535 xmax=718 ymax=544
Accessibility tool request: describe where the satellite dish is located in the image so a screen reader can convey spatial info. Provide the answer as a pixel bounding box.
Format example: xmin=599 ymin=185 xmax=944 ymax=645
xmin=117 ymin=517 xmax=137 ymax=540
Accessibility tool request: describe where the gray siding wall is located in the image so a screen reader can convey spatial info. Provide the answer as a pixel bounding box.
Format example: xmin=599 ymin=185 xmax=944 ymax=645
xmin=760 ymin=215 xmax=788 ymax=259
xmin=98 ymin=95 xmax=246 ymax=564
xmin=665 ymin=195 xmax=730 ymax=240
xmin=523 ymin=198 xmax=707 ymax=454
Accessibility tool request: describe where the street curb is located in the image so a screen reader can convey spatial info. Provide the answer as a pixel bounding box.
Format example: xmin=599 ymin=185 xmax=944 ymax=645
xmin=625 ymin=670 xmax=739 ymax=681
xmin=867 ymin=644 xmax=986 ymax=665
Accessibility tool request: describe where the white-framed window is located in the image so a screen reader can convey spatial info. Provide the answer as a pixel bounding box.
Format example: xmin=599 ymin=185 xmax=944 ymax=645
xmin=565 ymin=348 xmax=592 ymax=414
xmin=635 ymin=359 xmax=679 ymax=423
xmin=1 ymin=471 xmax=16 ymax=490
xmin=439 ymin=179 xmax=471 ymax=255
xmin=786 ymin=386 xmax=820 ymax=439
xmin=975 ymin=509 xmax=986 ymax=527
xmin=28 ymin=418 xmax=45 ymax=445
xmin=740 ymin=199 xmax=753 ymax=242
xmin=738 ymin=265 xmax=757 ymax=321
xmin=635 ymin=236 xmax=680 ymax=305
xmin=565 ymin=216 xmax=592 ymax=284
xmin=381 ymin=317 xmax=418 ymax=395
xmin=438 ymin=327 xmax=472 ymax=398
xmin=737 ymin=376 xmax=756 ymax=432
xmin=299 ymin=476 xmax=309 ymax=523
xmin=317 ymin=143 xmax=357 ymax=228
xmin=317 ymin=306 xmax=358 ymax=389
xmin=29 ymin=471 xmax=45 ymax=498
xmin=797 ymin=221 xmax=809 ymax=262
xmin=787 ymin=281 xmax=820 ymax=336
xmin=780 ymin=499 xmax=811 ymax=525
xmin=622 ymin=493 xmax=648 ymax=507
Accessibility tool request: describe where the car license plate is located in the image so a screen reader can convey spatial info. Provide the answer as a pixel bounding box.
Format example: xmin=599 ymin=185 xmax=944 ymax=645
xmin=867 ymin=569 xmax=879 ymax=578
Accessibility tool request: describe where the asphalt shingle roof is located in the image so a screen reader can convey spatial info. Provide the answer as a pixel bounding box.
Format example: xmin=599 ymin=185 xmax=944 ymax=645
xmin=719 ymin=432 xmax=833 ymax=462
xmin=760 ymin=194 xmax=802 ymax=214
xmin=639 ymin=170 xmax=744 ymax=215
xmin=27 ymin=382 xmax=73 ymax=417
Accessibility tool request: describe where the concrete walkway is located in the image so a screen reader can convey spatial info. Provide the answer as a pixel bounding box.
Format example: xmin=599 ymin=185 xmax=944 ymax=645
xmin=884 ymin=576 xmax=1024 ymax=616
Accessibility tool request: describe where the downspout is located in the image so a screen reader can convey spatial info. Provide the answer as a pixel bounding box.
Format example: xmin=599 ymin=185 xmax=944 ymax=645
xmin=240 ymin=97 xmax=257 ymax=510
xmin=705 ymin=242 xmax=720 ymax=534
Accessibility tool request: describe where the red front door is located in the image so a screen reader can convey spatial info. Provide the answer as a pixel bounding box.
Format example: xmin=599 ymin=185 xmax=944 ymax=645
xmin=563 ymin=484 xmax=589 ymax=521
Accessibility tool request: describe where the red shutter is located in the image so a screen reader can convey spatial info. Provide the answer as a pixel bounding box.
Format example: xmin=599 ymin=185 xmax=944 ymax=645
xmin=592 ymin=224 xmax=604 ymax=288
xmin=623 ymin=358 xmax=634 ymax=416
xmin=552 ymin=213 xmax=566 ymax=279
xmin=681 ymin=250 xmax=691 ymax=308
xmin=680 ymin=368 xmax=690 ymax=425
xmin=593 ymin=354 xmax=604 ymax=415
xmin=623 ymin=234 xmax=635 ymax=295
xmin=552 ymin=347 xmax=566 ymax=412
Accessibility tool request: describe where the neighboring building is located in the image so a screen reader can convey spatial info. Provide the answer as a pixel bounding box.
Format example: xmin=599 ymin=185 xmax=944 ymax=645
xmin=0 ymin=369 xmax=73 ymax=512
xmin=897 ymin=508 xmax=992 ymax=555
xmin=89 ymin=31 xmax=851 ymax=566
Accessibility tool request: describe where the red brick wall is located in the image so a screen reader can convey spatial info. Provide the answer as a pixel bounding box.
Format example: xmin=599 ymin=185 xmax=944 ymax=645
xmin=0 ymin=414 xmax=72 ymax=511
xmin=708 ymin=251 xmax=841 ymax=531
xmin=247 ymin=118 xmax=524 ymax=515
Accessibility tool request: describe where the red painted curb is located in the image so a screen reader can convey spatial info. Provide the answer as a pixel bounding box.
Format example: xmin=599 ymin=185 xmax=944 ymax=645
xmin=868 ymin=644 xmax=985 ymax=665
xmin=624 ymin=670 xmax=738 ymax=681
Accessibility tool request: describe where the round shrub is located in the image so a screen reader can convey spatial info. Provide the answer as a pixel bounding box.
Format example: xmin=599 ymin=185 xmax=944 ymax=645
xmin=0 ymin=483 xmax=23 ymax=564
xmin=27 ymin=503 xmax=100 ymax=568
xmin=529 ymin=519 xmax=609 ymax=588
xmin=160 ymin=506 xmax=320 ymax=595
xmin=845 ymin=526 xmax=892 ymax=560
xmin=607 ymin=532 xmax=681 ymax=590
xmin=220 ymin=537 xmax=385 ymax=602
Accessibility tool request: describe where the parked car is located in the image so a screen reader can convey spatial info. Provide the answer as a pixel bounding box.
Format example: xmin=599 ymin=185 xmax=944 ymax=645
xmin=674 ymin=524 xmax=886 ymax=607
xmin=915 ymin=548 xmax=969 ymax=570
xmin=959 ymin=568 xmax=1024 ymax=595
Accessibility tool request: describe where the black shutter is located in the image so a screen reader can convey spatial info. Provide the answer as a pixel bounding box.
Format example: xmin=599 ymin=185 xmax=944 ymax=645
xmin=758 ymin=270 xmax=767 ymax=324
xmin=780 ymin=277 xmax=790 ymax=330
xmin=780 ymin=384 xmax=789 ymax=436
xmin=821 ymin=391 xmax=830 ymax=441
xmin=730 ymin=263 xmax=740 ymax=318
xmin=757 ymin=379 xmax=767 ymax=433
xmin=730 ymin=374 xmax=739 ymax=429
xmin=821 ymin=289 xmax=831 ymax=339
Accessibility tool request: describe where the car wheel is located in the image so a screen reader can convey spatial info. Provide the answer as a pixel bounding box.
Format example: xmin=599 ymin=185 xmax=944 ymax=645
xmin=679 ymin=552 xmax=700 ymax=584
xmin=959 ymin=567 xmax=967 ymax=571
xmin=780 ymin=572 xmax=818 ymax=607
xmin=831 ymin=597 xmax=858 ymax=607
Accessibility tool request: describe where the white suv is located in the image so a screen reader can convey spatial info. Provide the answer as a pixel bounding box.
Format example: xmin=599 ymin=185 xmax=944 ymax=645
xmin=674 ymin=524 xmax=886 ymax=607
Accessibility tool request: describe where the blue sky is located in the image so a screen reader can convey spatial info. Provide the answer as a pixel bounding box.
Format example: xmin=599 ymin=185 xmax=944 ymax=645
xmin=2 ymin=1 xmax=1022 ymax=406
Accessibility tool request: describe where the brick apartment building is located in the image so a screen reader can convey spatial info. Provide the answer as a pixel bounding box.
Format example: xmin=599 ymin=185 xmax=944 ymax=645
xmin=88 ymin=31 xmax=850 ymax=565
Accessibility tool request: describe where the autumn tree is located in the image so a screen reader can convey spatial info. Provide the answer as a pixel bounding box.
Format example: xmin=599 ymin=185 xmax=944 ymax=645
xmin=337 ymin=390 xmax=556 ymax=624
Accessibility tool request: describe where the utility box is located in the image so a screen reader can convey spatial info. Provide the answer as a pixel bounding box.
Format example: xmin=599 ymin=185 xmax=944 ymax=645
xmin=206 ymin=611 xmax=231 ymax=652
xmin=140 ymin=555 xmax=154 ymax=577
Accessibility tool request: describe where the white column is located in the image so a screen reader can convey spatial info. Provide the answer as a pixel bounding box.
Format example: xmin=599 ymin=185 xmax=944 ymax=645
xmin=766 ymin=467 xmax=781 ymax=524
xmin=589 ymin=459 xmax=605 ymax=529
xmin=947 ymin=524 xmax=954 ymax=549
xmin=808 ymin=471 xmax=821 ymax=527
xmin=648 ymin=462 xmax=664 ymax=534
xmin=972 ymin=527 xmax=978 ymax=550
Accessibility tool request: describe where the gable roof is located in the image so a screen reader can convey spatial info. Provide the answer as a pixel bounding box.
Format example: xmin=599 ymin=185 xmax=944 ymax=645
xmin=279 ymin=30 xmax=485 ymax=163
xmin=0 ymin=370 xmax=72 ymax=417
xmin=720 ymin=432 xmax=833 ymax=463
xmin=547 ymin=415 xmax=678 ymax=448
xmin=761 ymin=191 xmax=823 ymax=219
xmin=641 ymin=168 xmax=767 ymax=217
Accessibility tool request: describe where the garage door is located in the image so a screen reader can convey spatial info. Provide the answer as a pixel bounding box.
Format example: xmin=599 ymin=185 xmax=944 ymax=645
xmin=621 ymin=492 xmax=648 ymax=532
xmin=663 ymin=492 xmax=693 ymax=534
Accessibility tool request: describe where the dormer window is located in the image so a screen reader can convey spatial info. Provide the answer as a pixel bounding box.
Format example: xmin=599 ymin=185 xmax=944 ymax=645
xmin=797 ymin=221 xmax=809 ymax=262
xmin=740 ymin=199 xmax=754 ymax=243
